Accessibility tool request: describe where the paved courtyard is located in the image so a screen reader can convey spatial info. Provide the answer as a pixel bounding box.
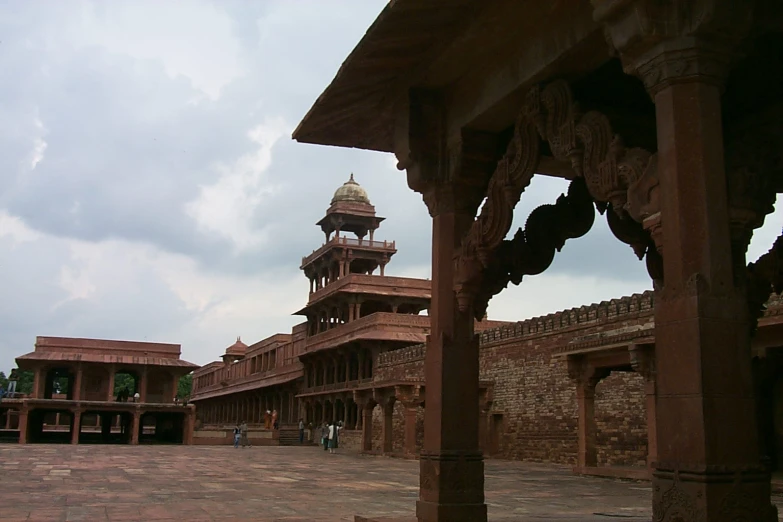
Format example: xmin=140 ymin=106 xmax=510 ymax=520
xmin=0 ymin=444 xmax=778 ymax=521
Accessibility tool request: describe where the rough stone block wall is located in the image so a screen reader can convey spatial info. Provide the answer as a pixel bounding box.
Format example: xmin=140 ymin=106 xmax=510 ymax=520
xmin=338 ymin=429 xmax=361 ymax=451
xmin=595 ymin=372 xmax=647 ymax=466
xmin=367 ymin=292 xmax=655 ymax=468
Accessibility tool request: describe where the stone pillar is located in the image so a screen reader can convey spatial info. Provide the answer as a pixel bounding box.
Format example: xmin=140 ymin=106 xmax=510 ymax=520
xmin=381 ymin=398 xmax=395 ymax=454
xmin=106 ymin=366 xmax=115 ymax=402
xmin=567 ymin=357 xmax=607 ymax=471
xmin=131 ymin=409 xmax=141 ymax=445
xmin=71 ymin=409 xmax=82 ymax=445
xmin=72 ymin=365 xmax=83 ymax=401
xmin=18 ymin=408 xmax=29 ymax=444
xmin=358 ymin=352 xmax=365 ymax=380
xmin=417 ymin=184 xmax=487 ymax=521
xmin=31 ymin=368 xmax=43 ymax=399
xmin=139 ymin=369 xmax=148 ymax=403
xmin=403 ymin=404 xmax=418 ymax=456
xmin=361 ymin=401 xmax=375 ymax=452
xmin=342 ymin=400 xmax=349 ymax=425
xmin=183 ymin=408 xmax=195 ymax=445
xmin=170 ymin=373 xmax=179 ymax=402
xmin=630 ymin=344 xmax=658 ymax=469
xmin=345 ymin=357 xmax=351 ymax=382
xmin=622 ymin=32 xmax=776 ymax=520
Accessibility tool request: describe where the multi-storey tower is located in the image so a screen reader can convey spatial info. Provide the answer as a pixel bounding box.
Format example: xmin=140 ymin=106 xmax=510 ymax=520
xmin=294 ymin=175 xmax=431 ymax=426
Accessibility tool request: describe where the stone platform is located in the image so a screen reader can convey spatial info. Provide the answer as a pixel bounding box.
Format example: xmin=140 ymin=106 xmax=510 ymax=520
xmin=1 ymin=444 xmax=781 ymax=521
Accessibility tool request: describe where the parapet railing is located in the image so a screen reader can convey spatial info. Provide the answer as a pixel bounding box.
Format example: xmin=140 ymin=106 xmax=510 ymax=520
xmin=304 ymin=312 xmax=429 ymax=353
xmin=376 ymin=343 xmax=426 ymax=367
xmin=299 ymin=378 xmax=374 ymax=395
xmin=301 ymin=236 xmax=396 ymax=267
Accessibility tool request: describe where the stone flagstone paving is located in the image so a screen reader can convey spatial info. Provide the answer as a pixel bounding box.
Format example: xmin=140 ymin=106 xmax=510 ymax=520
xmin=1 ymin=445 xmax=782 ymax=521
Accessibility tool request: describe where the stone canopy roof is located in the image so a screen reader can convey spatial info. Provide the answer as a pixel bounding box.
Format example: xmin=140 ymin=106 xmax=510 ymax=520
xmin=225 ymin=337 xmax=248 ymax=357
xmin=331 ymin=174 xmax=371 ymax=206
xmin=16 ymin=351 xmax=199 ymax=369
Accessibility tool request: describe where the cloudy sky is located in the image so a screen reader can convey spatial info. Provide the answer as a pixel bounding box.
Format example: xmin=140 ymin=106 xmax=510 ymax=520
xmin=0 ymin=1 xmax=780 ymax=373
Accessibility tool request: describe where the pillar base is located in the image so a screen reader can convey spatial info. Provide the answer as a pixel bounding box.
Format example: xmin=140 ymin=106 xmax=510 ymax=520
xmin=652 ymin=465 xmax=778 ymax=521
xmin=415 ymin=501 xmax=487 ymax=522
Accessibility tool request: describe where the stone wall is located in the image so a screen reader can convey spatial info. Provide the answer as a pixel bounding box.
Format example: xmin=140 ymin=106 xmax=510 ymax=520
xmin=364 ymin=292 xmax=655 ymax=467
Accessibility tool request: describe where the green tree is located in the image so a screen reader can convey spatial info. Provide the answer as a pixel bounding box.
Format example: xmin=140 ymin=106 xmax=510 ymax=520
xmin=16 ymin=370 xmax=34 ymax=395
xmin=177 ymin=373 xmax=192 ymax=399
xmin=114 ymin=373 xmax=136 ymax=395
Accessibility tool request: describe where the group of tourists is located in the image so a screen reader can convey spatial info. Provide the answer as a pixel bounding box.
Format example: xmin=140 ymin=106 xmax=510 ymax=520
xmin=229 ymin=415 xmax=342 ymax=453
xmin=319 ymin=420 xmax=342 ymax=454
xmin=233 ymin=421 xmax=250 ymax=448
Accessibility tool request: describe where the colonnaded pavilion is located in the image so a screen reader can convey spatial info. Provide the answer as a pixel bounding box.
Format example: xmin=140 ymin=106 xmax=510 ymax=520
xmin=292 ymin=1 xmax=783 ymax=521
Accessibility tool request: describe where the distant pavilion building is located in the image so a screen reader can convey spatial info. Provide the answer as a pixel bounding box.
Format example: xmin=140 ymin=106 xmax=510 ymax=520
xmin=1 ymin=336 xmax=198 ymax=445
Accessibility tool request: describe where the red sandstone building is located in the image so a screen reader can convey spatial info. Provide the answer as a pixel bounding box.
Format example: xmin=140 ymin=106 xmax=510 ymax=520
xmin=0 ymin=336 xmax=197 ymax=445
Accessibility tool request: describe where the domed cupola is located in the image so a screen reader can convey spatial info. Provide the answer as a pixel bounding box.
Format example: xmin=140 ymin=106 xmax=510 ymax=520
xmin=330 ymin=173 xmax=371 ymax=205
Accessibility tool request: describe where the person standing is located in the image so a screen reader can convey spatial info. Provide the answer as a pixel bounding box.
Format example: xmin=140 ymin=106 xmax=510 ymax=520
xmin=240 ymin=420 xmax=250 ymax=448
xmin=321 ymin=422 xmax=329 ymax=451
xmin=232 ymin=423 xmax=241 ymax=448
xmin=7 ymin=369 xmax=19 ymax=398
xmin=327 ymin=421 xmax=336 ymax=454
xmin=298 ymin=418 xmax=305 ymax=444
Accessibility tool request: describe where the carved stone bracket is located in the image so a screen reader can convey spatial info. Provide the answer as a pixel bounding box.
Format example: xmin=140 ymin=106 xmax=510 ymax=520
xmin=454 ymin=79 xmax=660 ymax=318
xmin=395 ymin=384 xmax=424 ymax=408
xmin=725 ymin=107 xmax=783 ymax=279
xmin=747 ymin=233 xmax=783 ymax=334
xmin=566 ymin=355 xmax=610 ymax=391
xmin=629 ymin=343 xmax=656 ymax=382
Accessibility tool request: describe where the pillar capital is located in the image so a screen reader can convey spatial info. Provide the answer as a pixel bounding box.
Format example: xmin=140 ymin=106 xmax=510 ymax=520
xmin=594 ymin=0 xmax=753 ymax=95
xmin=632 ymin=38 xmax=737 ymax=97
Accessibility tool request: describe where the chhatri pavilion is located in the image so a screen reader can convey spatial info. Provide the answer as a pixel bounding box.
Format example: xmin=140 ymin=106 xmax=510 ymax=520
xmin=1 ymin=336 xmax=197 ymax=445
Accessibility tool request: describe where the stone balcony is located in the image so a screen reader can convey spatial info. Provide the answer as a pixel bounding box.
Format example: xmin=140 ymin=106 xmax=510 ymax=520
xmin=189 ymin=362 xmax=304 ymax=402
xmin=300 ymin=236 xmax=396 ymax=268
xmin=304 ymin=312 xmax=429 ymax=354
xmin=297 ymin=377 xmax=375 ymax=397
xmin=305 ymin=273 xmax=430 ymax=306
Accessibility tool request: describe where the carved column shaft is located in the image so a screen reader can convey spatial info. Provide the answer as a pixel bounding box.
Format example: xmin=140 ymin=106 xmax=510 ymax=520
xmin=568 ymin=356 xmax=607 ymax=470
xmin=598 ymin=1 xmax=777 ymax=515
xmin=630 ymin=344 xmax=657 ymax=469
